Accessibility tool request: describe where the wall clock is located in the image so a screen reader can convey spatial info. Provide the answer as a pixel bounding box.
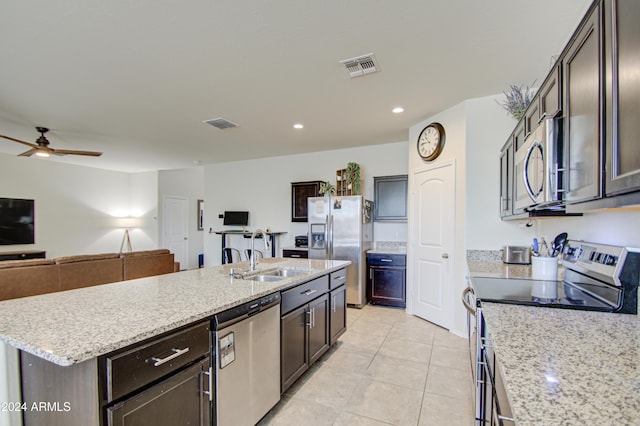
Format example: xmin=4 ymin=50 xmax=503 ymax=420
xmin=417 ymin=122 xmax=445 ymax=161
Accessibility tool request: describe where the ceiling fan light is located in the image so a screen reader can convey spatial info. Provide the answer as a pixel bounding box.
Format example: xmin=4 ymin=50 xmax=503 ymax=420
xmin=35 ymin=150 xmax=50 ymax=158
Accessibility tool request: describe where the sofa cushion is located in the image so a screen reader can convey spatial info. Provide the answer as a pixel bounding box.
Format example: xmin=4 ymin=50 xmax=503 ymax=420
xmin=0 ymin=259 xmax=55 ymax=269
xmin=54 ymin=253 xmax=120 ymax=264
xmin=57 ymin=257 xmax=124 ymax=291
xmin=123 ymin=252 xmax=175 ymax=280
xmin=0 ymin=263 xmax=59 ymax=301
xmin=120 ymin=249 xmax=170 ymax=258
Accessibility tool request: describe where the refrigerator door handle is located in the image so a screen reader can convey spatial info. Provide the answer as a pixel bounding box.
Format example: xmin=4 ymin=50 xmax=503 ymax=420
xmin=329 ymin=215 xmax=334 ymax=260
xmin=324 ymin=215 xmax=329 ymax=258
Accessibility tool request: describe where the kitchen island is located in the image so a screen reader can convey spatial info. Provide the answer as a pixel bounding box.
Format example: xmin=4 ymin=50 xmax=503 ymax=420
xmin=0 ymin=258 xmax=349 ymax=426
xmin=0 ymin=258 xmax=348 ymax=366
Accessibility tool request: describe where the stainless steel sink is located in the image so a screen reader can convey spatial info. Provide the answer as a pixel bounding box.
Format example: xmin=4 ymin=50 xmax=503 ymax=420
xmin=250 ymin=275 xmax=284 ymax=282
xmin=272 ymin=268 xmax=309 ymax=277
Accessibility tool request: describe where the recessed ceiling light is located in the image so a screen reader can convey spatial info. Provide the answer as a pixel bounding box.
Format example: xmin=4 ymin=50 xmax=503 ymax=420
xmin=293 ymin=123 xmax=304 ymax=129
xmin=392 ymin=107 xmax=404 ymax=114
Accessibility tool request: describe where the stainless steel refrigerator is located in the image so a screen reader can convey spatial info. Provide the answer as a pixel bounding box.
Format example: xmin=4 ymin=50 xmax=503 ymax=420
xmin=308 ymin=195 xmax=373 ymax=307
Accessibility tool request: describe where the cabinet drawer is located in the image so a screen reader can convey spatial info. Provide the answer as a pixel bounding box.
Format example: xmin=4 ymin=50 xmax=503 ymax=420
xmin=283 ymin=249 xmax=308 ymax=259
xmin=330 ymin=268 xmax=347 ymax=290
xmin=367 ymin=253 xmax=406 ymax=266
xmin=281 ymin=275 xmax=329 ymax=315
xmin=105 ymin=321 xmax=210 ymax=402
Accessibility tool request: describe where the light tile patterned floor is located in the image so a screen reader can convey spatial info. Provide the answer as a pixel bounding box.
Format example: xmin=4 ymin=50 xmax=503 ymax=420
xmin=260 ymin=305 xmax=475 ymax=426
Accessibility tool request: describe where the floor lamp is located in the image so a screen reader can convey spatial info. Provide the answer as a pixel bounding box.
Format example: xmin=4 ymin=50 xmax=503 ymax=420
xmin=118 ymin=217 xmax=138 ymax=253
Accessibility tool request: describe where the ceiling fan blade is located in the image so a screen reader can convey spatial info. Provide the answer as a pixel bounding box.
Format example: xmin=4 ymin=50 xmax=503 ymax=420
xmin=0 ymin=133 xmax=39 ymax=149
xmin=49 ymin=148 xmax=103 ymax=157
xmin=18 ymin=148 xmax=37 ymax=157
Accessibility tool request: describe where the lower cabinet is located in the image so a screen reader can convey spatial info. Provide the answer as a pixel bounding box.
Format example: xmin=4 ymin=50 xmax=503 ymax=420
xmin=280 ymin=268 xmax=347 ymax=393
xmin=368 ymin=253 xmax=406 ymax=308
xmin=20 ymin=320 xmax=212 ymax=426
xmin=329 ymin=284 xmax=347 ymax=345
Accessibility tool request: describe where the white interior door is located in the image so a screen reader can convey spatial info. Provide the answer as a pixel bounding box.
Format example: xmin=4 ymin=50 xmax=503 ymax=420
xmin=410 ymin=161 xmax=455 ymax=329
xmin=163 ymin=196 xmax=188 ymax=270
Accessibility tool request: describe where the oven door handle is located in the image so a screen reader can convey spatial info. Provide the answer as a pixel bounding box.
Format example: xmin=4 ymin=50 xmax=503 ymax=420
xmin=462 ymin=286 xmax=476 ymax=315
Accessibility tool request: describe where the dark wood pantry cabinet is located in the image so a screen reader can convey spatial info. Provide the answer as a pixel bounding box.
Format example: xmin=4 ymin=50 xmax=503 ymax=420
xmin=291 ymin=181 xmax=323 ymax=222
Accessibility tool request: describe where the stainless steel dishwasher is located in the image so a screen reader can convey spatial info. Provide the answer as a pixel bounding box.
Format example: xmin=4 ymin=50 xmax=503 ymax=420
xmin=213 ymin=292 xmax=281 ymax=426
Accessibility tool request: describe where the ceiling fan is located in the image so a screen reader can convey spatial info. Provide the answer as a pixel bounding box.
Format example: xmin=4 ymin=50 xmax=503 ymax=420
xmin=0 ymin=127 xmax=103 ymax=158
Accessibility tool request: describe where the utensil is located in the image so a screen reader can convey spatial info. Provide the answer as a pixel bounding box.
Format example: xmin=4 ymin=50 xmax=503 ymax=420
xmin=540 ymin=237 xmax=549 ymax=257
xmin=551 ymin=232 xmax=568 ymax=257
xmin=532 ymin=238 xmax=539 ymax=256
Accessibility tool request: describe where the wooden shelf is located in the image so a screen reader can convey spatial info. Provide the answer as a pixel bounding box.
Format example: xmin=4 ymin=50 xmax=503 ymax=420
xmin=335 ymin=169 xmax=353 ymax=196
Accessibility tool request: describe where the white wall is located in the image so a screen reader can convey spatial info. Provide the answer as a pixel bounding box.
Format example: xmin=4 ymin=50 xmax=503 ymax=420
xmin=0 ymin=153 xmax=159 ymax=257
xmin=158 ymin=167 xmax=205 ymax=269
xmin=202 ymin=142 xmax=408 ymax=266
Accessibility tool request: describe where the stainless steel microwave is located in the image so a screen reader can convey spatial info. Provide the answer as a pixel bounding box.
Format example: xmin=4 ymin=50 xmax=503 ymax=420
xmin=514 ymin=118 xmax=565 ymax=211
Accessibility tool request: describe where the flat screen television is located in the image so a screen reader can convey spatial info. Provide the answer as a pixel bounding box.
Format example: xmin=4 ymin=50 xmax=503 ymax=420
xmin=0 ymin=198 xmax=35 ymax=245
xmin=223 ymin=211 xmax=249 ymax=227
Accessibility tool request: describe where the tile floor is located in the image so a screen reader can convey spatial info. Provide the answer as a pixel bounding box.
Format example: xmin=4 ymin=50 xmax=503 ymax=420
xmin=260 ymin=304 xmax=475 ymax=426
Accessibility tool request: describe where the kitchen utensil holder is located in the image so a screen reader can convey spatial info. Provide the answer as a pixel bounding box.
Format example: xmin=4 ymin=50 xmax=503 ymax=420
xmin=532 ymin=256 xmax=558 ymax=280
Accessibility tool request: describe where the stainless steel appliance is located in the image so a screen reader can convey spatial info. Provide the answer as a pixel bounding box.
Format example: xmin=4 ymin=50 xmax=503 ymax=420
xmin=308 ymin=195 xmax=373 ymax=307
xmin=502 ymin=245 xmax=531 ymax=264
xmin=463 ymin=240 xmax=640 ymax=425
xmin=514 ymin=118 xmax=565 ymax=211
xmin=213 ymin=293 xmax=281 ymax=426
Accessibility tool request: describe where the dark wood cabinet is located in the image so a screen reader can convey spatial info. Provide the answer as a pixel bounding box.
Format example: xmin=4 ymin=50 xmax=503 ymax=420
xmin=291 ymin=181 xmax=323 ymax=222
xmin=307 ymin=294 xmax=330 ymax=365
xmin=373 ymin=175 xmax=408 ymax=222
xmin=280 ymin=269 xmax=346 ymax=393
xmin=604 ymin=0 xmax=640 ymax=197
xmin=282 ymin=248 xmax=308 ymax=259
xmin=329 ymin=284 xmax=346 ymax=345
xmin=280 ymin=304 xmax=310 ymax=392
xmin=20 ymin=320 xmax=211 ymax=426
xmin=539 ymin=64 xmax=562 ymax=120
xmin=367 ymin=253 xmax=406 ymax=308
xmin=499 ymin=138 xmax=514 ymax=218
xmin=564 ymin=2 xmax=603 ymax=204
xmin=0 ymin=250 xmax=46 ymax=261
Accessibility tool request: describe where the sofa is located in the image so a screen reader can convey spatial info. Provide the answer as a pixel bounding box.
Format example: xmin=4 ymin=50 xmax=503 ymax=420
xmin=0 ymin=249 xmax=179 ymax=301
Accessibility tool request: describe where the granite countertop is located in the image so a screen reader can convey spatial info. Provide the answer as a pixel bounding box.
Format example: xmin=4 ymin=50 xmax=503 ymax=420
xmin=368 ymin=241 xmax=406 ymax=255
xmin=482 ymin=303 xmax=640 ymax=426
xmin=0 ymin=258 xmax=349 ymax=366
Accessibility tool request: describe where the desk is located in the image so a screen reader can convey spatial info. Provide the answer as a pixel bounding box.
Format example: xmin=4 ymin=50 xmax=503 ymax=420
xmin=214 ymin=231 xmax=286 ymax=264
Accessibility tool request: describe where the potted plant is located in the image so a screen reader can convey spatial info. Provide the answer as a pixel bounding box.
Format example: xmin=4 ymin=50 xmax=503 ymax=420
xmin=497 ymin=83 xmax=536 ymax=121
xmin=319 ymin=181 xmax=335 ymax=196
xmin=345 ymin=162 xmax=361 ymax=195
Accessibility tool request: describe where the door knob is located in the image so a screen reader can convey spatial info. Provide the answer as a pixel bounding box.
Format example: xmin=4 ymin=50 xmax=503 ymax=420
xmin=442 ymin=253 xmax=449 ymax=259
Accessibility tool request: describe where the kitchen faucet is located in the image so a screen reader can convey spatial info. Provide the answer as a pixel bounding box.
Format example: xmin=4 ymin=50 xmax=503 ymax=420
xmin=249 ymin=229 xmax=270 ymax=271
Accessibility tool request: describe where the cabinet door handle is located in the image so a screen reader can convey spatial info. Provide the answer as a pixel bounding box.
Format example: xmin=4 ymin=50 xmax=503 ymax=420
xmin=150 ymin=347 xmax=190 ymax=367
xmin=202 ymin=367 xmax=213 ymax=401
xmin=302 ymin=289 xmax=317 ymax=296
xmin=332 ymin=295 xmax=337 ymax=312
xmin=311 ymin=307 xmax=316 ymax=328
xmin=333 ymin=275 xmax=345 ymax=280
xmin=290 ymin=254 xmax=301 ymax=258
xmin=306 ymin=310 xmax=312 ymax=328
xmin=380 ymin=258 xmax=393 ymax=262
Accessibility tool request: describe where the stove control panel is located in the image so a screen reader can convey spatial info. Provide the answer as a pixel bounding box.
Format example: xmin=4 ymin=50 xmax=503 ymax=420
xmin=562 ymin=240 xmax=639 ymax=288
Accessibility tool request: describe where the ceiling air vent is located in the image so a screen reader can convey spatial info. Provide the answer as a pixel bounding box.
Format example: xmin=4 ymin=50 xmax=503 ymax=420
xmin=339 ymin=53 xmax=379 ymax=78
xmin=203 ymin=118 xmax=238 ymax=130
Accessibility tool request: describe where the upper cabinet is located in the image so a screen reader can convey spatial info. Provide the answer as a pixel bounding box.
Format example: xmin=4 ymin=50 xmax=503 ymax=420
xmin=291 ymin=181 xmax=323 ymax=222
xmin=500 ymin=0 xmax=640 ymax=214
xmin=374 ymin=175 xmax=408 ymax=222
xmin=499 ymin=138 xmax=514 ymax=218
xmin=564 ymin=2 xmax=603 ymax=205
xmin=604 ymin=0 xmax=640 ymax=197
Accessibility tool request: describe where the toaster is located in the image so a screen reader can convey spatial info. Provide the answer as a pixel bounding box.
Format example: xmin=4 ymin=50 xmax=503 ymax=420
xmin=503 ymin=245 xmax=531 ymax=264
